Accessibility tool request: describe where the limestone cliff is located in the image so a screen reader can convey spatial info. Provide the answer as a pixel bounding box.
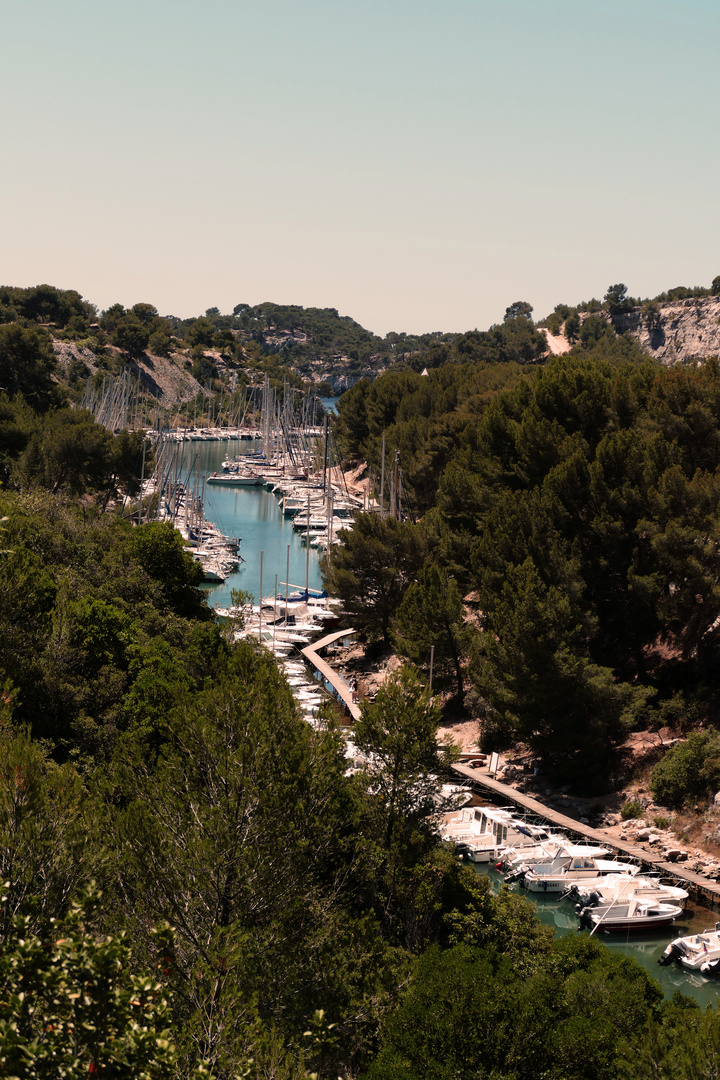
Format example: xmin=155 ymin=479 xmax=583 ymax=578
xmin=618 ymin=295 xmax=720 ymax=365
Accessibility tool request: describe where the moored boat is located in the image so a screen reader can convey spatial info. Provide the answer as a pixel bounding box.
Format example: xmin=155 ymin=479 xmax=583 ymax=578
xmin=568 ymin=874 xmax=688 ymax=906
xmin=501 ymin=838 xmax=611 ymax=875
xmin=441 ymin=807 xmax=561 ymax=864
xmin=659 ymin=924 xmax=720 ymax=973
xmin=206 ymin=471 xmax=264 ymax=486
xmin=578 ymin=898 xmax=684 ymax=933
xmin=522 ymin=855 xmax=639 ymax=893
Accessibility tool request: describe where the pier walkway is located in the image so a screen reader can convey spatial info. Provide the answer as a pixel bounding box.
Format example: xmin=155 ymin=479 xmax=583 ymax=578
xmin=302 ymin=629 xmax=362 ymax=721
xmin=452 ymin=762 xmax=720 ymax=905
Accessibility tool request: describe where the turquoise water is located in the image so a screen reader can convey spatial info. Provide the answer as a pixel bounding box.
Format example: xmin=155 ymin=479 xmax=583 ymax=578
xmin=182 ymin=440 xmax=324 ymax=608
xmin=476 ymin=864 xmax=720 ymax=1008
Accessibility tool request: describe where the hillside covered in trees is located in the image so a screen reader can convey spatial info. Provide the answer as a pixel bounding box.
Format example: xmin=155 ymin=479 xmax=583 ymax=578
xmin=4 ymin=277 xmax=720 ymax=411
xmin=6 ymin=278 xmax=720 ymax=1076
xmin=0 ymin=283 xmax=567 ymax=407
xmin=328 ymin=320 xmax=720 ymax=788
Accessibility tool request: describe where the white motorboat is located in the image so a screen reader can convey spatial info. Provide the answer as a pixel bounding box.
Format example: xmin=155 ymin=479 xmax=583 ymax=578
xmin=568 ymin=874 xmax=688 ymax=906
xmin=441 ymin=807 xmax=561 ymax=864
xmin=502 ymin=838 xmax=611 ymax=874
xmin=659 ymin=924 xmax=720 ymax=973
xmin=578 ymin=898 xmax=684 ymax=933
xmin=206 ymin=470 xmax=264 ymax=486
xmin=521 ymin=855 xmax=639 ymax=893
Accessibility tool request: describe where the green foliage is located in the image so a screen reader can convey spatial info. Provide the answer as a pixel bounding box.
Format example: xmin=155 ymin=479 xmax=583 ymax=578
xmin=332 ymin=361 xmax=529 ymax=511
xmin=393 ymin=565 xmax=472 ymax=700
xmin=0 ymin=283 xmax=94 ymax=330
xmin=353 ymin=666 xmax=455 ymax=851
xmin=0 ymin=394 xmax=37 ymax=485
xmin=565 ymin=310 xmax=581 ymax=341
xmin=330 ymin=349 xmax=720 ymax=774
xmin=579 ymin=313 xmax=615 ymax=347
xmin=322 ymin=512 xmax=426 ymax=642
xmin=185 ymin=317 xmax=217 ymax=349
xmin=109 ymin=641 xmax=402 ymax=1075
xmin=364 ymin=935 xmax=662 ymax=1080
xmin=0 ymin=493 xmax=214 ymax=756
xmin=99 ymin=303 xmax=174 ymax=359
xmin=0 ymin=324 xmax=62 ymax=412
xmin=615 ymin=996 xmax=720 ymax=1079
xmin=148 ymin=327 xmax=174 ymax=356
xmin=112 ymin=313 xmax=150 ymax=356
xmin=546 ymin=311 xmax=563 ymax=335
xmin=504 ymin=300 xmax=534 ymax=321
xmin=441 ymin=867 xmax=554 ymax=967
xmin=20 ymin=408 xmax=116 ymax=497
xmin=122 ymin=520 xmax=207 ymax=619
xmin=621 ymin=800 xmax=643 ymax=820
xmin=0 ymin=726 xmax=96 ymax=939
xmin=650 ymin=730 xmax=720 ymax=807
xmin=604 ymin=282 xmax=634 ymax=319
xmin=0 ymin=885 xmax=187 ymax=1079
xmin=475 ymin=555 xmax=651 ymax=774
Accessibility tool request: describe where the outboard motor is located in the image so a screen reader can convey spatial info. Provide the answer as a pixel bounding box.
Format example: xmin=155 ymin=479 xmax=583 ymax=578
xmin=575 ymin=891 xmax=601 ymax=915
xmin=578 ymin=908 xmax=594 ymax=932
xmin=504 ymin=866 xmax=527 ymax=885
xmin=701 ymin=958 xmax=720 ymax=975
xmin=658 ymin=941 xmax=686 ymax=967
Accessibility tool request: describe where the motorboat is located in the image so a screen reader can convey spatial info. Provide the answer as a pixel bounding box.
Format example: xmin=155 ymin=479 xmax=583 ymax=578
xmin=501 ymin=838 xmax=611 ymax=874
xmin=659 ymin=924 xmax=720 ymax=973
xmin=206 ymin=470 xmax=264 ymax=486
xmin=441 ymin=807 xmax=562 ymax=864
xmin=521 ymin=855 xmax=640 ymax=893
xmin=568 ymin=874 xmax=688 ymax=907
xmin=578 ymin=899 xmax=684 ymax=933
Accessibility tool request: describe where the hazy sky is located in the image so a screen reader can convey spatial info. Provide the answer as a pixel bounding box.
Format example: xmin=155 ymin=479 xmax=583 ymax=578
xmin=4 ymin=0 xmax=719 ymax=335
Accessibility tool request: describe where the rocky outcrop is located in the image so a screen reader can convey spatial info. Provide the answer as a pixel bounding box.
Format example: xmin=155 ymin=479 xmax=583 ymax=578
xmin=52 ymin=340 xmax=205 ymax=404
xmin=52 ymin=340 xmax=98 ymax=374
xmin=617 ymin=295 xmax=720 ymax=365
xmin=295 ymin=359 xmax=387 ymax=394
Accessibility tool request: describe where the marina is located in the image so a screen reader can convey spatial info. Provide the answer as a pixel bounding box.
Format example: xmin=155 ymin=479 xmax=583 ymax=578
xmin=166 ymin=437 xmax=326 ymax=607
xmin=446 ymin=765 xmax=720 ymax=1007
xmin=481 ymin=861 xmax=720 ymax=1006
xmin=116 ymin=408 xmax=720 ymax=1008
xmin=451 ymin=762 xmax=720 ymax=903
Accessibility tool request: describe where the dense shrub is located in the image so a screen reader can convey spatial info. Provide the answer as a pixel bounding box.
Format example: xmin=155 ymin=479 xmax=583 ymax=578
xmin=650 ymin=730 xmax=720 ymax=808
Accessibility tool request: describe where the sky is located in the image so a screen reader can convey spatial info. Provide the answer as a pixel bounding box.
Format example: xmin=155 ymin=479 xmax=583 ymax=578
xmin=3 ymin=0 xmax=720 ymax=336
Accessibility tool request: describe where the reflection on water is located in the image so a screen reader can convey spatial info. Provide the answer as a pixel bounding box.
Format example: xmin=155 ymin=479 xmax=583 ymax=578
xmin=475 ymin=864 xmax=720 ymax=1008
xmin=179 ymin=439 xmax=324 ymax=607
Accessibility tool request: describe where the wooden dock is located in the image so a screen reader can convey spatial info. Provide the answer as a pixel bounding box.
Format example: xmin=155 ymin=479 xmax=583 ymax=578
xmin=301 ymin=629 xmax=362 ymax=721
xmin=451 ymin=763 xmax=720 ymax=904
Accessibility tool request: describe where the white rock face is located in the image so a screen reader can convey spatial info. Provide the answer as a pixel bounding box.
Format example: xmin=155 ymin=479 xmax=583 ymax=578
xmin=618 ymin=295 xmax=720 ymax=365
xmin=554 ymin=296 xmax=720 ymax=366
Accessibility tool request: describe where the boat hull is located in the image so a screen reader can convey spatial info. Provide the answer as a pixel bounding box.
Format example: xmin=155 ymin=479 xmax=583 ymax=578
xmin=589 ymin=912 xmax=680 ymax=933
xmin=581 ymin=901 xmax=684 ymax=933
xmin=207 ymin=474 xmax=264 ymax=486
